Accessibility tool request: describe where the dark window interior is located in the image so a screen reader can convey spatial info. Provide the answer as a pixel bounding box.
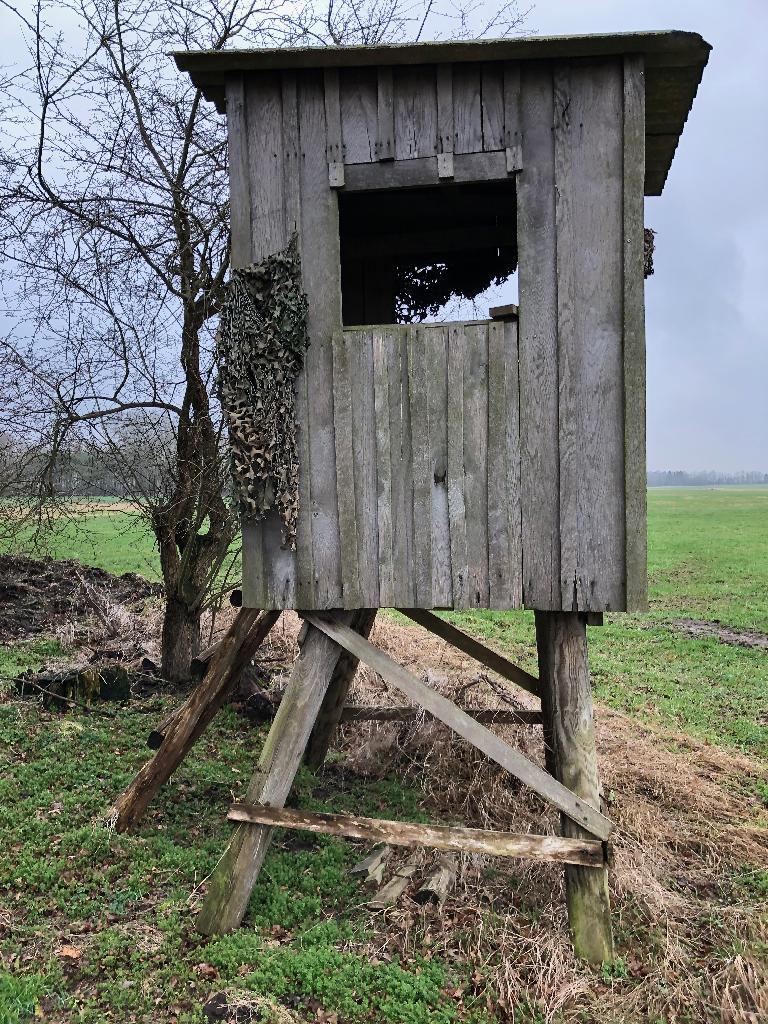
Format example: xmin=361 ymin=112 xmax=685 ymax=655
xmin=338 ymin=179 xmax=517 ymax=325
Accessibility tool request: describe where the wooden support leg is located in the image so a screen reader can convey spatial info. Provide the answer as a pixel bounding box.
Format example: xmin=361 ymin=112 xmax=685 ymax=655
xmin=304 ymin=608 xmax=377 ymax=770
xmin=109 ymin=609 xmax=280 ymax=832
xmin=196 ymin=613 xmax=354 ymax=936
xmin=534 ymin=611 xmax=614 ymax=964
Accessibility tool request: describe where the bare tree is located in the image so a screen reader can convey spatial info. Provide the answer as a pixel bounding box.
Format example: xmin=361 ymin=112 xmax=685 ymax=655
xmin=0 ymin=0 xmax=526 ymax=681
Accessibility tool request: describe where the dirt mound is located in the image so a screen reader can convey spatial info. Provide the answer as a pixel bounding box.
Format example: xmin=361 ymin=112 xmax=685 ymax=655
xmin=0 ymin=553 xmax=161 ymax=644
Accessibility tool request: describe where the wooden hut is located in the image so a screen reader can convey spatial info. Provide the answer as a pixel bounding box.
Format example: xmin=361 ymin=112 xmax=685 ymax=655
xmin=112 ymin=31 xmax=709 ymax=963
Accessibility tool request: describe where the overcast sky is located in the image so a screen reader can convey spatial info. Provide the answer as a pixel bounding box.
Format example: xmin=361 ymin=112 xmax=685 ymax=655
xmin=2 ymin=1 xmax=765 ymax=472
xmin=526 ymin=1 xmax=767 ymax=472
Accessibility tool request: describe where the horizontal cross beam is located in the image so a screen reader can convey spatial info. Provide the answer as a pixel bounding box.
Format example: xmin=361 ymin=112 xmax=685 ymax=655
xmin=228 ymin=803 xmax=607 ymax=867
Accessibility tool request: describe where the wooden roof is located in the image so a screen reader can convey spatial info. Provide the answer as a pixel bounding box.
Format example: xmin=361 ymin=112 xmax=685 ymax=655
xmin=174 ymin=30 xmax=710 ymax=196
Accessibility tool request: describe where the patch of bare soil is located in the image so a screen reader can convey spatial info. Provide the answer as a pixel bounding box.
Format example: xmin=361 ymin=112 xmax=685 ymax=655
xmin=669 ymin=617 xmax=768 ymax=650
xmin=0 ymin=553 xmax=160 ymax=645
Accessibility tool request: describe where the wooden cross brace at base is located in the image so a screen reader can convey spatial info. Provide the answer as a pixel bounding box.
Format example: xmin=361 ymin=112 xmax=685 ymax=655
xmin=193 ymin=610 xmax=615 ymax=963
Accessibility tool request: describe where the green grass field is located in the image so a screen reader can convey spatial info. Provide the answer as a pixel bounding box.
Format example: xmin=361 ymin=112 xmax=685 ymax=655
xmin=1 ymin=488 xmax=766 ymax=1022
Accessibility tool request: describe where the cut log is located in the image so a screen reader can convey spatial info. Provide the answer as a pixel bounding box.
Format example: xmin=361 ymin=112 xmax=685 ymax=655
xmin=415 ymin=854 xmax=457 ymax=904
xmin=351 ymin=844 xmax=392 ymax=887
xmin=227 ymin=804 xmax=606 ymax=867
xmin=109 ymin=608 xmax=280 ymax=831
xmin=369 ymin=859 xmax=419 ymax=908
xmin=398 ymin=608 xmax=540 ymax=698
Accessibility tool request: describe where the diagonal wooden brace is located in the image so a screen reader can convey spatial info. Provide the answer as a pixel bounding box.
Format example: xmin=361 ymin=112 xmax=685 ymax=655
xmin=303 ymin=613 xmax=612 ymax=840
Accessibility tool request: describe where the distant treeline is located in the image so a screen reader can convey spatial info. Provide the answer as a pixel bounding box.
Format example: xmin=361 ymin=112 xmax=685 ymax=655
xmin=647 ymin=470 xmax=768 ymax=487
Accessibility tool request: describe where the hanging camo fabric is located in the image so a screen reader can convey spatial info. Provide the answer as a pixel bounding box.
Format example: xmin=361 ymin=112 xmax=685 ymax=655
xmin=216 ymin=236 xmax=309 ymax=548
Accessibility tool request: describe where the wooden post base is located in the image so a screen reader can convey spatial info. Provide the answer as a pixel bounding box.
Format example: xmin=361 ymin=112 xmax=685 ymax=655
xmin=535 ymin=611 xmax=614 ymax=964
xmin=196 ymin=613 xmax=356 ymax=935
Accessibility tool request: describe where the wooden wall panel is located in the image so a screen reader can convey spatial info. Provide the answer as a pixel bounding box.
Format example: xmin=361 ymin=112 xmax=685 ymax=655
xmin=557 ymin=61 xmax=625 ymax=611
xmin=517 ymin=62 xmax=560 ymax=609
xmin=340 ymin=68 xmax=378 ymax=163
xmin=623 ymin=55 xmax=648 ymax=611
xmin=394 ymin=66 xmax=438 ymax=160
xmin=297 ymin=71 xmax=344 ymax=608
xmin=453 ymin=65 xmax=482 ymax=154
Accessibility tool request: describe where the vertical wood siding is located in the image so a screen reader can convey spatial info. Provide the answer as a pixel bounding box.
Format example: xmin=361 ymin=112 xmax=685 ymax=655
xmin=332 ymin=321 xmax=523 ymax=611
xmin=230 ymin=56 xmax=646 ymax=612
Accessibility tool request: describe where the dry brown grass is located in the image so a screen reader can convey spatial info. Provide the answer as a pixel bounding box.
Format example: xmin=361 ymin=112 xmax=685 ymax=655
xmin=290 ymin=611 xmax=768 ymax=1024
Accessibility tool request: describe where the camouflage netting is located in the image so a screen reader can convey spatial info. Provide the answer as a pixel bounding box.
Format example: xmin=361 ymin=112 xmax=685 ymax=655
xmin=216 ymin=236 xmax=309 ymax=548
xmin=644 ymin=227 xmax=656 ymax=278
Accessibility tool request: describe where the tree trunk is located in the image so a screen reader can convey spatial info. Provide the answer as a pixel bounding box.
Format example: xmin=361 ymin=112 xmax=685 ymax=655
xmin=160 ymin=595 xmax=202 ymax=682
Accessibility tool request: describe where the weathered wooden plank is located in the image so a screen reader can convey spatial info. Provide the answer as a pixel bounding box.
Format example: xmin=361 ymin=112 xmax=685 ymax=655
xmin=281 ymin=71 xmax=301 ymax=234
xmin=196 ymin=614 xmax=356 ymax=935
xmin=481 ymin=63 xmax=504 ymax=151
xmin=343 ymin=151 xmax=508 ymax=190
xmin=517 ymin=61 xmax=560 ymax=609
xmin=247 ymin=74 xmax=285 ymax=254
xmin=340 ymin=705 xmax=543 ymax=725
xmin=332 ymin=331 xmax=361 ymax=608
xmin=424 ymin=325 xmax=452 ymax=607
xmin=304 ymin=614 xmax=613 ymax=840
xmin=566 ymin=60 xmax=625 ymax=611
xmin=399 ymin=608 xmax=539 ymax=698
xmin=226 ymin=75 xmax=251 ymax=267
xmin=398 ymin=327 xmax=416 ymax=605
xmin=453 ymin=64 xmax=482 ymax=154
xmin=408 ymin=326 xmax=433 ymax=606
xmin=373 ymin=329 xmax=395 ymax=607
xmin=553 ymin=63 xmax=579 ymax=612
xmin=387 ymin=327 xmax=412 ymax=607
xmin=228 ymin=804 xmax=606 ymax=867
xmin=447 ymin=323 xmax=468 ymax=609
xmin=284 ymin=73 xmax=307 ymax=605
xmin=246 ymin=73 xmax=293 ymax=609
xmin=415 ymin=855 xmax=457 ymax=904
xmin=504 ymin=320 xmax=523 ymax=603
xmin=351 ymin=329 xmax=380 ymax=606
xmin=323 ymin=67 xmax=344 ymax=186
xmin=226 ymin=76 xmax=263 ymax=609
xmin=535 ymin=611 xmax=614 ymax=961
xmin=394 ymin=65 xmax=438 ymax=161
xmin=503 ymin=62 xmax=522 ymax=172
xmin=298 ymin=72 xmax=343 ymax=608
xmin=369 ymin=860 xmax=418 ymax=907
xmin=463 ymin=323 xmax=490 ymax=607
xmin=376 ymin=66 xmax=394 ymax=160
xmin=623 ymin=55 xmax=648 ymax=611
xmin=487 ymin=320 xmax=513 ymax=608
xmin=436 ymin=63 xmax=454 ymax=179
xmin=340 ymin=67 xmax=378 ymax=163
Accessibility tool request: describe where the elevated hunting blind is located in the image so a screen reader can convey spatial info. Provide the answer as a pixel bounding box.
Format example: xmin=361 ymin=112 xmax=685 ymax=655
xmin=111 ymin=30 xmax=709 ymax=964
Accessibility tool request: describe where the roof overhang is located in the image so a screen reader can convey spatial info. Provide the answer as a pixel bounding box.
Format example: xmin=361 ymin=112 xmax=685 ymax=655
xmin=173 ymin=31 xmax=711 ymax=196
